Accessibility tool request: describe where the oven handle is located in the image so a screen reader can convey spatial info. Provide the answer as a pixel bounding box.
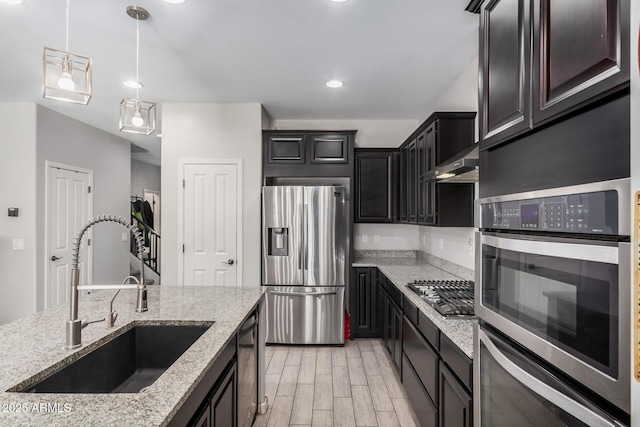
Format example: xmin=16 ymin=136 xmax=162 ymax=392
xmin=479 ymin=328 xmax=621 ymax=427
xmin=481 ymin=234 xmax=618 ymax=264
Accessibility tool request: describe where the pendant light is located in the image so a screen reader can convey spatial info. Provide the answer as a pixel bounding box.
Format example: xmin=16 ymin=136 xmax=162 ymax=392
xmin=120 ymin=5 xmax=156 ymax=135
xmin=42 ymin=0 xmax=93 ymax=104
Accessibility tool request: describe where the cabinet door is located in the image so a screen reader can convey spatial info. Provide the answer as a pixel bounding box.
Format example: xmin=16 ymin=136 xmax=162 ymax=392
xmin=266 ymin=135 xmax=305 ymax=164
xmin=439 ymin=362 xmax=472 ymax=427
xmin=351 ymin=268 xmax=378 ymax=337
xmin=355 ymin=151 xmax=394 ymax=223
xmin=425 ymin=123 xmax=436 ymax=173
xmin=407 ymin=140 xmax=417 ymax=223
xmin=417 ymin=177 xmax=427 ymax=224
xmin=309 ymin=134 xmax=349 ymax=164
xmin=399 ymin=147 xmax=408 ymax=223
xmin=377 ymin=282 xmax=387 ymax=341
xmin=479 ymin=0 xmax=532 ymax=149
xmin=392 ymin=305 xmax=402 ymax=371
xmin=192 ymin=404 xmax=211 ymax=427
xmin=532 ymin=0 xmax=629 ymax=125
xmin=211 ymin=363 xmax=237 ymax=427
xmin=417 ymin=129 xmax=428 ymax=177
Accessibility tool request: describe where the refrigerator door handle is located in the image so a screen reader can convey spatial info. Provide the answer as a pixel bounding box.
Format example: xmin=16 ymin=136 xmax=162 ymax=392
xmin=298 ymin=202 xmax=304 ymax=271
xmin=271 ymin=290 xmax=338 ymax=297
xmin=303 ymin=203 xmax=309 ymax=270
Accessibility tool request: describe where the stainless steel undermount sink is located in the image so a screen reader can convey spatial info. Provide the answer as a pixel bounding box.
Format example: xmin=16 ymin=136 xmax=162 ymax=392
xmin=16 ymin=323 xmax=213 ymax=394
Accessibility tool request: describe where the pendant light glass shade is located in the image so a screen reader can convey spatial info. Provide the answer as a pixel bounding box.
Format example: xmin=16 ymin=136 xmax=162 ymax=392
xmin=120 ymin=5 xmax=155 ymax=135
xmin=120 ymin=97 xmax=156 ymax=135
xmin=42 ymin=0 xmax=92 ymax=104
xmin=43 ymin=47 xmax=93 ymax=104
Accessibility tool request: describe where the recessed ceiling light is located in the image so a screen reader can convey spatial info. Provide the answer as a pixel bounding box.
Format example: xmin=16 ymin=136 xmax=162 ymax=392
xmin=328 ymin=0 xmax=348 ymax=3
xmin=0 ymin=0 xmax=25 ymax=4
xmin=163 ymin=0 xmax=186 ymax=4
xmin=326 ymin=80 xmax=344 ymax=88
xmin=123 ymin=80 xmax=143 ymax=89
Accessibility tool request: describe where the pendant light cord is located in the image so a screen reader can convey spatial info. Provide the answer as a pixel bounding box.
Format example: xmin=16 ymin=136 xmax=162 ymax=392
xmin=65 ymin=0 xmax=70 ymax=52
xmin=135 ymin=16 xmax=140 ymax=99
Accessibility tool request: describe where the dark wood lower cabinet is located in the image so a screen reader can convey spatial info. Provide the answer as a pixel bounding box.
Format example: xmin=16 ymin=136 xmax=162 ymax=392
xmin=350 ymin=267 xmax=379 ymax=338
xmin=439 ymin=362 xmax=472 ymax=427
xmin=402 ymin=354 xmax=438 ymax=427
xmin=192 ymin=362 xmax=238 ymax=427
xmin=168 ymin=336 xmax=238 ymax=427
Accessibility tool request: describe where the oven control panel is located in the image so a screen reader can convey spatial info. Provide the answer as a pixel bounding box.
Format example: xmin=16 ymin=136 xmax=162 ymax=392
xmin=480 ymin=190 xmax=618 ymax=234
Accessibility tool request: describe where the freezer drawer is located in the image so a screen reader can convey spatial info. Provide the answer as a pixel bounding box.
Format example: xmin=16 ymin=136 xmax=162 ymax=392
xmin=265 ymin=287 xmax=345 ymax=345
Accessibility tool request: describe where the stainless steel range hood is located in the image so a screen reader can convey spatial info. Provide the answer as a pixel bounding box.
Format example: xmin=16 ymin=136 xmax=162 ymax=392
xmin=434 ymin=144 xmax=479 ymax=183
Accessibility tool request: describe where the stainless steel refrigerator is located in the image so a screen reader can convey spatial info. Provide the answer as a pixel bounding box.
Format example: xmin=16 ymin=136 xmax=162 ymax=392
xmin=262 ymin=185 xmax=347 ymax=345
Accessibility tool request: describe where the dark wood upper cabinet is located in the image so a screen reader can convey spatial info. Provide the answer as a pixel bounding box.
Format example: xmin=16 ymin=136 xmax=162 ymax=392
xmin=266 ymin=135 xmax=305 ymax=164
xmin=309 ymin=134 xmax=349 ymax=163
xmin=479 ymin=0 xmax=532 ymax=149
xmin=406 ymin=140 xmax=418 ymax=223
xmin=355 ymin=149 xmax=396 ymax=223
xmin=399 ymin=147 xmax=408 ymax=223
xmin=262 ymin=130 xmax=355 ymax=179
xmin=479 ymin=0 xmax=630 ymax=150
xmin=532 ymin=0 xmax=630 ymax=124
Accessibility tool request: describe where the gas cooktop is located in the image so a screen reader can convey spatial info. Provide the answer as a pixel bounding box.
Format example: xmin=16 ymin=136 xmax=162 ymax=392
xmin=407 ymin=279 xmax=475 ymax=317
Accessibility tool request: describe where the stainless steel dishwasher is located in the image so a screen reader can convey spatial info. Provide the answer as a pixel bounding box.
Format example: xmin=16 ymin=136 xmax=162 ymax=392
xmin=238 ymin=311 xmax=258 ymax=427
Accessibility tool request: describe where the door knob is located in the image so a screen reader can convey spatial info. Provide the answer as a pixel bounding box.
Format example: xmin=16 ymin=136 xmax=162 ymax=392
xmin=51 ymin=255 xmax=62 ymax=261
xmin=222 ymin=259 xmax=235 ymax=265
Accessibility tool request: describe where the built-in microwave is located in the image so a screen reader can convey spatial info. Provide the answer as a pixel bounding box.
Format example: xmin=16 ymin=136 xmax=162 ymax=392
xmin=475 ymin=178 xmax=631 ymax=415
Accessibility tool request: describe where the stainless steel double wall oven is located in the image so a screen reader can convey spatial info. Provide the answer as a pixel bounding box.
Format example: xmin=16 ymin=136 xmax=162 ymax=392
xmin=475 ymin=179 xmax=631 ymax=426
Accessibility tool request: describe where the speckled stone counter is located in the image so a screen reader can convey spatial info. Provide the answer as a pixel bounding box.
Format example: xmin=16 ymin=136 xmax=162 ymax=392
xmin=353 ymin=257 xmax=476 ymax=359
xmin=0 ymin=285 xmax=264 ymax=426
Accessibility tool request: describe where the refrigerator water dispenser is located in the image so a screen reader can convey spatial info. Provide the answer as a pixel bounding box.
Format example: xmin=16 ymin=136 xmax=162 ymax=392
xmin=268 ymin=227 xmax=288 ymax=256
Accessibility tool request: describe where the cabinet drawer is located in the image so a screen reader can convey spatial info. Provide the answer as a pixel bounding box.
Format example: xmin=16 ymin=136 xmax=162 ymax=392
xmin=402 ymin=317 xmax=439 ymax=404
xmin=402 ymin=297 xmax=418 ymax=327
xmin=417 ymin=310 xmax=440 ymax=351
xmin=386 ymin=281 xmax=402 ymax=307
xmin=402 ymin=354 xmax=438 ymax=427
xmin=440 ymin=334 xmax=472 ymax=391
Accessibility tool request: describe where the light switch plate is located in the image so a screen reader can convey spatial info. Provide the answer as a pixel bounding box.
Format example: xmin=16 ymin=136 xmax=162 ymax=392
xmin=362 ymin=235 xmax=368 ymax=243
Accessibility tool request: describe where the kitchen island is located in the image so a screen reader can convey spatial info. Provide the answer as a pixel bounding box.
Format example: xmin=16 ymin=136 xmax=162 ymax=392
xmin=0 ymin=285 xmax=264 ymax=427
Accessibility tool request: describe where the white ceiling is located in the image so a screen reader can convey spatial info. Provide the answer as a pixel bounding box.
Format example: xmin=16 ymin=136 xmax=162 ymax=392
xmin=0 ymin=0 xmax=479 ymax=165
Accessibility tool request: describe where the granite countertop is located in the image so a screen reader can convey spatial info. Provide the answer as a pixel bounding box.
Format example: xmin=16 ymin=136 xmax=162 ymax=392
xmin=0 ymin=285 xmax=264 ymax=427
xmin=353 ymin=257 xmax=476 ymax=359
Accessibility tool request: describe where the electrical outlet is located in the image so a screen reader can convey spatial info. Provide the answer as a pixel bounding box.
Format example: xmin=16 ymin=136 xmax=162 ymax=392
xmin=468 ymin=237 xmax=473 ymax=250
xmin=422 ymin=235 xmax=426 ymax=245
xmin=439 ymin=238 xmax=444 ymax=250
xmin=12 ymin=238 xmax=24 ymax=251
xmin=374 ymin=234 xmax=380 ymax=243
xmin=362 ymin=235 xmax=368 ymax=243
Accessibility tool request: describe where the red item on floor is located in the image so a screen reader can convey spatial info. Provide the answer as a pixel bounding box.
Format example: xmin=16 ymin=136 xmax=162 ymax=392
xmin=344 ymin=310 xmax=351 ymax=340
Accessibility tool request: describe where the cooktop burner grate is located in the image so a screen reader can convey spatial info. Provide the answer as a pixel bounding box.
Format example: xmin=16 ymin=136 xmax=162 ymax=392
xmin=407 ymin=279 xmax=475 ymax=317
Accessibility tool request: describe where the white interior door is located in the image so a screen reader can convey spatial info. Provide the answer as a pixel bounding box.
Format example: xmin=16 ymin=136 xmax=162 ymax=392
xmin=183 ymin=162 xmax=240 ymax=286
xmin=46 ymin=164 xmax=92 ymax=309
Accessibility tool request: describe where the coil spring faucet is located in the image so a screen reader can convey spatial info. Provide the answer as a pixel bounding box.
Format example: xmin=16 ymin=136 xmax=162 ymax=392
xmin=65 ymin=215 xmax=148 ymax=350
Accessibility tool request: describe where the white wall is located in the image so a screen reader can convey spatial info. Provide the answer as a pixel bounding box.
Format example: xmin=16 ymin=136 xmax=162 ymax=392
xmin=131 ymin=159 xmax=161 ymax=197
xmin=0 ymin=104 xmax=38 ymax=324
xmin=270 ymin=119 xmax=418 ymax=148
xmin=354 ymin=223 xmax=419 ymax=250
xmin=629 ymin=0 xmax=639 ymax=421
xmin=419 ymin=56 xmax=479 ymax=270
xmin=36 ymin=106 xmax=131 ymax=307
xmin=161 ymin=103 xmax=263 ymax=287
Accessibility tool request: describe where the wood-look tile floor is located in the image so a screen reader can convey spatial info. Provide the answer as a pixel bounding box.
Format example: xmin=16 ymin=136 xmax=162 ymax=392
xmin=254 ymin=339 xmax=419 ymax=427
